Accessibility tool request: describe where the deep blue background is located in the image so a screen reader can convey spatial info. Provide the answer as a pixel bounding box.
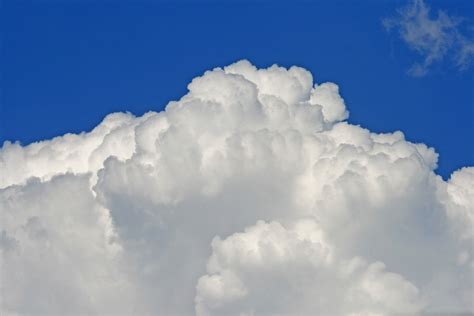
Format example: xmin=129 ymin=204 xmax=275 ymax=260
xmin=1 ymin=0 xmax=473 ymax=179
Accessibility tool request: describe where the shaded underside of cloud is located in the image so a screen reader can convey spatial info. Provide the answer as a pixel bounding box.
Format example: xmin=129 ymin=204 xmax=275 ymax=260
xmin=1 ymin=60 xmax=473 ymax=315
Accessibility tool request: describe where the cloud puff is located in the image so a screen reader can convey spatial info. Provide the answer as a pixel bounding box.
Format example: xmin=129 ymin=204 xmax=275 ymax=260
xmin=1 ymin=60 xmax=473 ymax=315
xmin=195 ymin=220 xmax=424 ymax=316
xmin=383 ymin=0 xmax=474 ymax=76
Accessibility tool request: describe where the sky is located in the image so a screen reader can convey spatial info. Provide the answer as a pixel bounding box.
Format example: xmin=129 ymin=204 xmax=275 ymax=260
xmin=1 ymin=1 xmax=474 ymax=315
xmin=1 ymin=0 xmax=473 ymax=179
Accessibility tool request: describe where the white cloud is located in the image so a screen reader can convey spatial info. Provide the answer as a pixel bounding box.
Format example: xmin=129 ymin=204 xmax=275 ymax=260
xmin=383 ymin=0 xmax=474 ymax=76
xmin=195 ymin=220 xmax=425 ymax=316
xmin=1 ymin=60 xmax=473 ymax=315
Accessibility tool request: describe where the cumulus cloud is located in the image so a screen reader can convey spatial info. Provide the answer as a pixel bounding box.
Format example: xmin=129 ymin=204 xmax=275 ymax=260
xmin=383 ymin=0 xmax=474 ymax=76
xmin=195 ymin=220 xmax=425 ymax=315
xmin=1 ymin=60 xmax=473 ymax=315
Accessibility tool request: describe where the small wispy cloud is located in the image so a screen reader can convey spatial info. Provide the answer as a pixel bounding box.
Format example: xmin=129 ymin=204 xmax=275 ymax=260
xmin=383 ymin=0 xmax=474 ymax=76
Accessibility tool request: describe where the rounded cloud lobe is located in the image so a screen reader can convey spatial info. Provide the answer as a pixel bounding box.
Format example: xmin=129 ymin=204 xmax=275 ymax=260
xmin=1 ymin=60 xmax=472 ymax=315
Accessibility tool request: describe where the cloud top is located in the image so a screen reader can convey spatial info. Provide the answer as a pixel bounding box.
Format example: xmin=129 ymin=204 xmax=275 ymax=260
xmin=1 ymin=60 xmax=473 ymax=315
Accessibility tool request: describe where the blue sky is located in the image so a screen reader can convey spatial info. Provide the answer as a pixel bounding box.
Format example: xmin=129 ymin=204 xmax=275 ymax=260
xmin=1 ymin=0 xmax=472 ymax=179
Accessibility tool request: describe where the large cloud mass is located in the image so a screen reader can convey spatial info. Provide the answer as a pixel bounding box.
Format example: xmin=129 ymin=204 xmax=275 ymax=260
xmin=1 ymin=60 xmax=473 ymax=315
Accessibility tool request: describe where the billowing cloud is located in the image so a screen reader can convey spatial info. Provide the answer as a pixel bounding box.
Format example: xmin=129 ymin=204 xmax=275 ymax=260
xmin=383 ymin=0 xmax=474 ymax=76
xmin=195 ymin=220 xmax=425 ymax=316
xmin=1 ymin=60 xmax=473 ymax=315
